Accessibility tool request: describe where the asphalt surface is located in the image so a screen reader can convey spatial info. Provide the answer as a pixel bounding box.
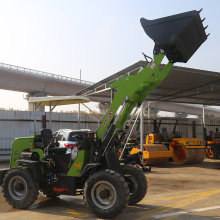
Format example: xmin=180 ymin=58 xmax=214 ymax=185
xmin=1 ymin=159 xmax=220 ymax=219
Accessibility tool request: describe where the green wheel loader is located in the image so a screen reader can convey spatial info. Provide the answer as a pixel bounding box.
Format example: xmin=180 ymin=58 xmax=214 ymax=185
xmin=0 ymin=9 xmax=208 ymax=219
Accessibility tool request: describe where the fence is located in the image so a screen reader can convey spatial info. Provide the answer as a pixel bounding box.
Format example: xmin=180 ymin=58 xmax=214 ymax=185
xmin=0 ymin=110 xmax=99 ymax=161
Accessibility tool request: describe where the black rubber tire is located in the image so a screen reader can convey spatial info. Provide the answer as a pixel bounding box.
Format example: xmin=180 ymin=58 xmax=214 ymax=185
xmin=2 ymin=166 xmax=39 ymax=209
xmin=121 ymin=164 xmax=148 ymax=205
xmin=83 ymin=169 xmax=129 ymax=219
xmin=211 ymin=146 xmax=219 ymax=159
xmin=40 ymin=186 xmax=60 ymax=198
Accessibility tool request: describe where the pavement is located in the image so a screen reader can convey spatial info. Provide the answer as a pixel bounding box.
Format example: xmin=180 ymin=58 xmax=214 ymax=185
xmin=0 ymin=159 xmax=220 ymax=219
xmin=0 ymin=162 xmax=9 ymax=169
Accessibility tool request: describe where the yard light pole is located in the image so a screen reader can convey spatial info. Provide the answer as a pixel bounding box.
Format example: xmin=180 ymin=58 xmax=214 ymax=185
xmin=140 ymin=103 xmax=144 ymax=163
xmin=78 ymin=70 xmax=81 ymax=129
xmin=203 ymin=105 xmax=206 ymax=127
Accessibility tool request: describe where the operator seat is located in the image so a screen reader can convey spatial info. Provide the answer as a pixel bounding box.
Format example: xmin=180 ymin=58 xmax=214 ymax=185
xmin=41 ymin=128 xmax=54 ymax=148
xmin=161 ymin=128 xmax=169 ymax=139
xmin=161 ymin=127 xmax=172 ymax=142
xmin=40 ymin=128 xmax=68 ymax=171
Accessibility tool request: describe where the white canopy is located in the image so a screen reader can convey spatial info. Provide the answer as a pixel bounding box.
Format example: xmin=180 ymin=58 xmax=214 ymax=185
xmin=29 ymin=95 xmax=90 ymax=107
xmin=29 ymin=95 xmax=90 ymax=131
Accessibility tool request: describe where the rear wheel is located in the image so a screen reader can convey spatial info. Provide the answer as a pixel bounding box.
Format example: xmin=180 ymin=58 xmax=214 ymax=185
xmin=2 ymin=166 xmax=39 ymax=209
xmin=84 ymin=170 xmax=129 ymax=219
xmin=121 ymin=164 xmax=147 ymax=205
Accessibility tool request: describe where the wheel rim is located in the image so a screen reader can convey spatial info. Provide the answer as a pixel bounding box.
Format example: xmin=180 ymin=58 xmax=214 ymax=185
xmin=206 ymin=148 xmax=213 ymax=158
xmin=124 ymin=175 xmax=137 ymax=195
xmin=8 ymin=175 xmax=28 ymax=200
xmin=91 ymin=180 xmax=117 ymax=209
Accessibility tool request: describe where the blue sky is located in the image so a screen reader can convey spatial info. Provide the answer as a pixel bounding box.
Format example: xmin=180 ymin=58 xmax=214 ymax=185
xmin=0 ymin=0 xmax=219 ymax=112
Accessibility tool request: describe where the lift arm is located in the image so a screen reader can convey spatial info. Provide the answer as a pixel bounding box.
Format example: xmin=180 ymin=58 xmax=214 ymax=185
xmin=97 ymin=53 xmax=173 ymax=140
xmin=97 ymin=9 xmax=208 ymax=144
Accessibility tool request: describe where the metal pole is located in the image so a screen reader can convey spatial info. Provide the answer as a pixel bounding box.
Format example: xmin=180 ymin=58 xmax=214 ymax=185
xmin=50 ymin=102 xmax=52 ymax=129
xmin=148 ymin=101 xmax=150 ymax=133
xmin=78 ymin=69 xmax=81 ymax=129
xmin=82 ymin=103 xmax=101 ymax=119
xmin=34 ymin=103 xmax=36 ymax=133
xmin=119 ymin=111 xmax=140 ymax=160
xmin=140 ymin=103 xmax=144 ymax=163
xmin=203 ymin=105 xmax=206 ymax=127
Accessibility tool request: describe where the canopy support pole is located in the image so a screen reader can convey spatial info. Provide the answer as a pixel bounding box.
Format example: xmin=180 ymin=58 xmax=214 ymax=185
xmin=49 ymin=102 xmax=52 ymax=129
xmin=140 ymin=103 xmax=144 ymax=163
xmin=148 ymin=101 xmax=150 ymax=133
xmin=34 ymin=103 xmax=36 ymax=134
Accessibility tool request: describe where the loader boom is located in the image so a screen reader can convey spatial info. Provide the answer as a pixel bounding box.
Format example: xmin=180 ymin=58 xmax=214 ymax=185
xmin=97 ymin=53 xmax=173 ymax=139
xmin=97 ymin=9 xmax=208 ymax=141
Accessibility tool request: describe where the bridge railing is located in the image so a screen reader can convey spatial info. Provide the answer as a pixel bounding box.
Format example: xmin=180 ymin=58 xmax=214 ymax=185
xmin=0 ymin=62 xmax=94 ymax=86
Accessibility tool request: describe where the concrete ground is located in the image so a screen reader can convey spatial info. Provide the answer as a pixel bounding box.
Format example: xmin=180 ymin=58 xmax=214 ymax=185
xmin=0 ymin=159 xmax=220 ymax=219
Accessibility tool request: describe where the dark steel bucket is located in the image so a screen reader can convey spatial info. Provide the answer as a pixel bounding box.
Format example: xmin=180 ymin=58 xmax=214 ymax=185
xmin=141 ymin=10 xmax=208 ymax=63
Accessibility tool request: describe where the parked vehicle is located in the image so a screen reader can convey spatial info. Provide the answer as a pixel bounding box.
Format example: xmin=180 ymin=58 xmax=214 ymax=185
xmin=54 ymin=129 xmax=91 ymax=160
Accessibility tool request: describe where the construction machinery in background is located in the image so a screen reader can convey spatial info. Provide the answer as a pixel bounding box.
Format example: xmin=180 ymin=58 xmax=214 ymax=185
xmin=146 ymin=118 xmax=181 ymax=147
xmin=204 ymin=127 xmax=220 ymax=159
xmin=0 ymin=10 xmax=208 ymax=219
xmin=130 ymin=118 xmax=206 ymax=165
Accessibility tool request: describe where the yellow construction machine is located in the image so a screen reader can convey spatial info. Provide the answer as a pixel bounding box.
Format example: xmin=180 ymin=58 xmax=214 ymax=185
xmin=204 ymin=127 xmax=220 ymax=159
xmin=130 ymin=118 xmax=206 ymax=165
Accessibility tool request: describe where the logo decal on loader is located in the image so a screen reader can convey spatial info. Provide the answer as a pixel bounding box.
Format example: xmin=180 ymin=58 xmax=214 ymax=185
xmin=150 ymin=62 xmax=156 ymax=69
xmin=102 ymin=109 xmax=114 ymax=128
xmin=75 ymin=162 xmax=82 ymax=167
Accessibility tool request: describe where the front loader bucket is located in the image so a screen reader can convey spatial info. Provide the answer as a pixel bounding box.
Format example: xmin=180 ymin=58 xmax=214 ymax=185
xmin=141 ymin=10 xmax=208 ymax=63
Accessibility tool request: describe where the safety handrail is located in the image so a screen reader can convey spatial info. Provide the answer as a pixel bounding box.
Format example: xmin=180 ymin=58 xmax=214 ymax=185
xmin=0 ymin=62 xmax=94 ymax=86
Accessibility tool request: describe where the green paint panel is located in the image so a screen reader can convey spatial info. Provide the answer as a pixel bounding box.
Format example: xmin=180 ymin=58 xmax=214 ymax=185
xmin=10 ymin=137 xmax=35 ymax=169
xmin=67 ymin=150 xmax=91 ymax=177
xmin=97 ymin=53 xmax=174 ymax=139
xmin=110 ymin=75 xmax=134 ymax=89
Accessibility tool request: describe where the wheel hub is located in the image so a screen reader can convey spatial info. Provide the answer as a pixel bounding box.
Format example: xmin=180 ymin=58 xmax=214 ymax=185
xmin=91 ymin=181 xmax=117 ymax=209
xmin=14 ymin=183 xmax=24 ymax=192
xmin=124 ymin=176 xmax=137 ymax=194
xmin=8 ymin=175 xmax=28 ymax=200
xmin=99 ymin=189 xmax=110 ymax=199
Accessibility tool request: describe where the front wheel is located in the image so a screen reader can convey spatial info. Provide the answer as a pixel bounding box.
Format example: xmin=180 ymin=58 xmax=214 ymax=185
xmin=83 ymin=170 xmax=129 ymax=219
xmin=2 ymin=166 xmax=39 ymax=209
xmin=121 ymin=164 xmax=148 ymax=205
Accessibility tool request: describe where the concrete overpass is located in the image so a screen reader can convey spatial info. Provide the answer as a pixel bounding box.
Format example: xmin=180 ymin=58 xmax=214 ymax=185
xmin=0 ymin=62 xmax=108 ymax=111
xmin=0 ymin=61 xmax=220 ymax=118
xmin=0 ymin=62 xmax=93 ymax=96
